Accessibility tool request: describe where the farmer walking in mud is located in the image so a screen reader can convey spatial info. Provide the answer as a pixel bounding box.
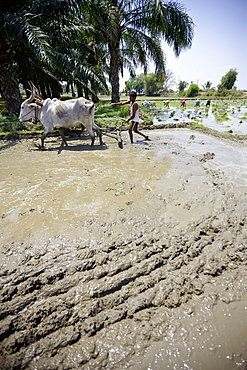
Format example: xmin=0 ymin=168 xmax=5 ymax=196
xmin=111 ymin=91 xmax=149 ymax=144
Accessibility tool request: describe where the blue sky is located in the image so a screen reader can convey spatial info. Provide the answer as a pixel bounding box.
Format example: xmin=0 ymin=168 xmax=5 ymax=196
xmin=121 ymin=0 xmax=247 ymax=90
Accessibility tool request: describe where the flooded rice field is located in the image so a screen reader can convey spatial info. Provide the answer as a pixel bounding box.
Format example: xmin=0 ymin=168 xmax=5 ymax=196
xmin=153 ymin=99 xmax=247 ymax=136
xmin=0 ymin=129 xmax=247 ymax=369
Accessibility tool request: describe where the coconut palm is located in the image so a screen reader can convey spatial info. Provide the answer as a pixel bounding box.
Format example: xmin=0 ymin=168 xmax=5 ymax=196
xmin=82 ymin=0 xmax=194 ymax=102
xmin=202 ymin=81 xmax=213 ymax=91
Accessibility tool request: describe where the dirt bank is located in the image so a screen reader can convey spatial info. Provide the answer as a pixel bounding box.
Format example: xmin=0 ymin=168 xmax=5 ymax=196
xmin=0 ymin=130 xmax=247 ymax=369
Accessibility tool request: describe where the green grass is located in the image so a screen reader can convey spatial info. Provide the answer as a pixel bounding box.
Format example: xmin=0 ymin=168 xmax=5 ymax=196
xmin=0 ymin=108 xmax=44 ymax=137
xmin=191 ymin=122 xmax=207 ymax=130
xmin=0 ymin=110 xmax=24 ymax=136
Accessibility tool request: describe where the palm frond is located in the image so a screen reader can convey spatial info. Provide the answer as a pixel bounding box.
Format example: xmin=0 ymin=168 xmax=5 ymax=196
xmin=3 ymin=12 xmax=53 ymax=64
xmin=142 ymin=0 xmax=194 ymax=56
xmin=53 ymin=51 xmax=108 ymax=94
xmin=121 ymin=27 xmax=166 ymax=75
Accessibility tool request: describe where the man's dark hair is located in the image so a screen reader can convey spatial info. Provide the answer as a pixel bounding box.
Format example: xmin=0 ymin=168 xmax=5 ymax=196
xmin=130 ymin=91 xmax=137 ymax=98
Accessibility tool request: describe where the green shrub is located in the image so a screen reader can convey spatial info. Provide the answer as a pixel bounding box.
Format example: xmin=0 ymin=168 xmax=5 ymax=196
xmin=186 ymin=84 xmax=199 ymax=97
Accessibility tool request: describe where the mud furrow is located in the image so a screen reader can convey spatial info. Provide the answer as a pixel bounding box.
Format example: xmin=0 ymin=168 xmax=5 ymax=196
xmin=1 ymin=216 xmax=245 ymax=367
xmin=1 ymin=134 xmax=247 ymax=369
xmin=0 ymin=238 xmax=161 ymax=304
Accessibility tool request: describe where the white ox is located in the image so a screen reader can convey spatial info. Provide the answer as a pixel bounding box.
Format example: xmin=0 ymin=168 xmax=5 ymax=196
xmin=19 ymin=88 xmax=103 ymax=149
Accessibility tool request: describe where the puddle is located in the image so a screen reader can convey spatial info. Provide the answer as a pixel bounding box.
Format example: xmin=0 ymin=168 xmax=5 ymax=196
xmin=129 ymin=292 xmax=247 ymax=370
xmin=0 ymin=136 xmax=171 ymax=246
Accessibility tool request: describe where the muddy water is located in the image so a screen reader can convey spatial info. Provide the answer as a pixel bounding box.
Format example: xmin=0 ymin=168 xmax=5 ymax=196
xmin=0 ymin=131 xmax=247 ymax=369
xmin=0 ymin=136 xmax=170 ymax=248
xmin=153 ymin=102 xmax=247 ymax=135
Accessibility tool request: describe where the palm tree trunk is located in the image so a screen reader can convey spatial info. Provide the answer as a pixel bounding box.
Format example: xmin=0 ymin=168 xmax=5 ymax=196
xmin=0 ymin=52 xmax=22 ymax=115
xmin=51 ymin=82 xmax=61 ymax=98
xmin=109 ymin=46 xmax=120 ymax=103
xmin=77 ymin=82 xmax=83 ymax=97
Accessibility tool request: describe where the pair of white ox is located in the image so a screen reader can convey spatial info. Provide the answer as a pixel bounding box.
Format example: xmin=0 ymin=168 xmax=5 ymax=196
xmin=19 ymin=90 xmax=103 ymax=149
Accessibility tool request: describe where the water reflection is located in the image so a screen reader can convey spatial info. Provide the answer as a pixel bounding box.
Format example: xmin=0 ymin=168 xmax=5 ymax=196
xmin=153 ymin=100 xmax=247 ymax=135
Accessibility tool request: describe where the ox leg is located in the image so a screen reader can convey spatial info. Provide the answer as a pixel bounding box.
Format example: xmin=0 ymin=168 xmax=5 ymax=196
xmin=78 ymin=124 xmax=85 ymax=137
xmin=58 ymin=127 xmax=68 ymax=146
xmin=93 ymin=122 xmax=103 ymax=145
xmin=40 ymin=131 xmax=49 ymax=149
xmin=95 ymin=127 xmax=103 ymax=145
xmin=88 ymin=129 xmax=95 ymax=146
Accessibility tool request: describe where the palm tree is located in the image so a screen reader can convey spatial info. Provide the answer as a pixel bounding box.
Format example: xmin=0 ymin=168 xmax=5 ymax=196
xmin=0 ymin=1 xmax=58 ymax=114
xmin=202 ymin=81 xmax=213 ymax=91
xmin=82 ymin=0 xmax=194 ymax=102
xmin=1 ymin=0 xmax=194 ymax=113
xmin=0 ymin=0 xmax=107 ymax=114
xmin=30 ymin=1 xmax=108 ymax=100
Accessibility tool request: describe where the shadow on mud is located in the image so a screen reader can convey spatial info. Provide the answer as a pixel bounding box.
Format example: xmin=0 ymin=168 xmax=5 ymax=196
xmin=33 ymin=136 xmax=110 ymax=154
xmin=56 ymin=143 xmax=108 ymax=155
xmin=0 ymin=140 xmax=19 ymax=151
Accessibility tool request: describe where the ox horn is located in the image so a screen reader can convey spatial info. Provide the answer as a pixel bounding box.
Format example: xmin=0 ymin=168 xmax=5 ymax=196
xmin=34 ymin=94 xmax=44 ymax=105
xmin=34 ymin=98 xmax=43 ymax=107
xmin=27 ymin=82 xmax=36 ymax=103
xmin=27 ymin=82 xmax=43 ymax=105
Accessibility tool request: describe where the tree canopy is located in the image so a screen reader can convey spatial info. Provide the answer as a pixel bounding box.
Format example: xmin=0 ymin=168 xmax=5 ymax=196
xmin=124 ymin=70 xmax=175 ymax=95
xmin=202 ymin=81 xmax=213 ymax=91
xmin=85 ymin=0 xmax=194 ymax=102
xmin=218 ymin=69 xmax=238 ymax=92
xmin=0 ymin=0 xmax=194 ymax=114
xmin=186 ymin=83 xmax=199 ymax=97
xmin=0 ymin=0 xmax=108 ymax=113
xmin=124 ymin=75 xmax=145 ymax=95
xmin=178 ymin=80 xmax=188 ymax=92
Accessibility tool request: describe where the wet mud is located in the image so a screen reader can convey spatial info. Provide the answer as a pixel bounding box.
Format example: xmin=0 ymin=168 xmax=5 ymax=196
xmin=0 ymin=130 xmax=247 ymax=369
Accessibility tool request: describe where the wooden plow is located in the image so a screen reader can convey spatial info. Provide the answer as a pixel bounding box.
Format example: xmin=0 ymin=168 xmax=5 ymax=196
xmin=101 ymin=126 xmax=124 ymax=149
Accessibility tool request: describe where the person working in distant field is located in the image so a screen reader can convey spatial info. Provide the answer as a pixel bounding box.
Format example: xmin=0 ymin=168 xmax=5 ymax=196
xmin=181 ymin=99 xmax=186 ymax=107
xmin=111 ymin=91 xmax=149 ymax=144
xmin=163 ymin=100 xmax=170 ymax=108
xmin=195 ymin=98 xmax=200 ymax=107
xmin=206 ymin=99 xmax=211 ymax=107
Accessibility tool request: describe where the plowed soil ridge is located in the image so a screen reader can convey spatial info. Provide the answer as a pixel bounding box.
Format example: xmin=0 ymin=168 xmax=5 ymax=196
xmin=0 ymin=131 xmax=247 ymax=369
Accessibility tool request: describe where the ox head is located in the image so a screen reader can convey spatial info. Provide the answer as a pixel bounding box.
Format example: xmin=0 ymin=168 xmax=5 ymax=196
xmin=19 ymin=83 xmax=44 ymax=122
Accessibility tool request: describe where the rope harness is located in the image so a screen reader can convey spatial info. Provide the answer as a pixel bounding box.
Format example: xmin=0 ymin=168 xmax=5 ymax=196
xmin=20 ymin=106 xmax=39 ymax=124
xmin=34 ymin=106 xmax=39 ymax=124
